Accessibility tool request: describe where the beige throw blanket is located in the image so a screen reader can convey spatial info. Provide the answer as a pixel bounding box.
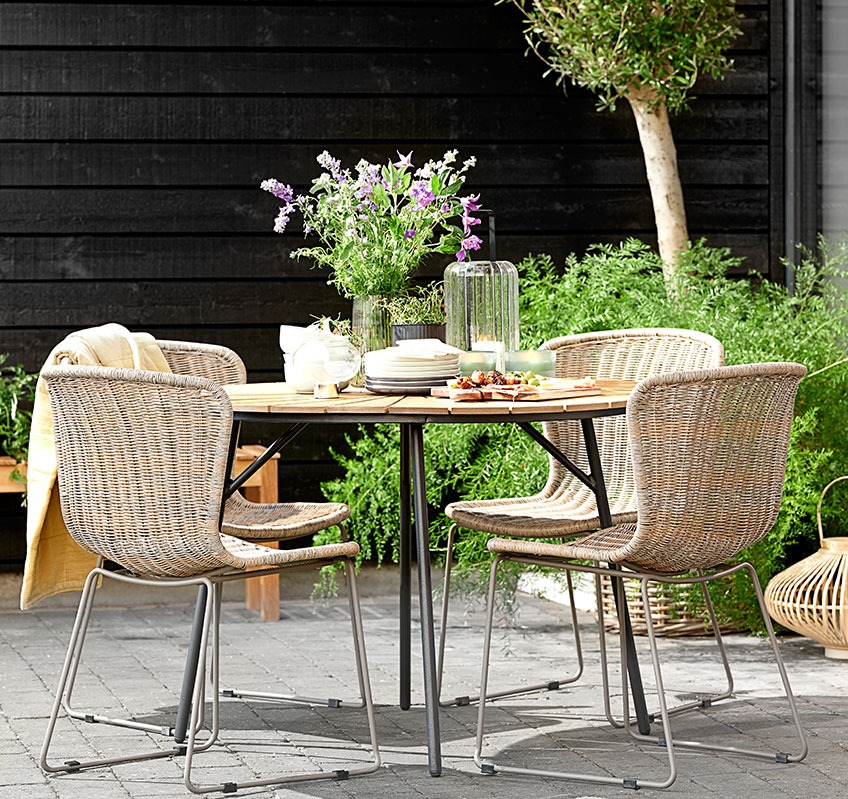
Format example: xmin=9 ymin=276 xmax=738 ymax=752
xmin=20 ymin=324 xmax=172 ymax=609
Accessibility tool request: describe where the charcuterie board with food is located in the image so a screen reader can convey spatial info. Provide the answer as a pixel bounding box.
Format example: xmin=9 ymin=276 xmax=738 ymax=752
xmin=430 ymin=370 xmax=602 ymax=402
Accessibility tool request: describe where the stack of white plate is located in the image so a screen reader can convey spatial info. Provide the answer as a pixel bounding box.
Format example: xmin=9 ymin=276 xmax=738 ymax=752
xmin=364 ymin=340 xmax=461 ymax=394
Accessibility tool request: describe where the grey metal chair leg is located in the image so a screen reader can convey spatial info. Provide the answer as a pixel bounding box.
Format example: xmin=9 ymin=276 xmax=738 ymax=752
xmin=598 ymin=570 xmax=736 ymax=732
xmin=40 ymin=569 xmax=191 ymax=774
xmin=61 ymin=577 xmax=206 ymax=742
xmin=439 ymin=524 xmax=584 ymax=708
xmin=630 ymin=567 xmax=807 ymax=762
xmin=184 ymin=562 xmax=382 ymax=794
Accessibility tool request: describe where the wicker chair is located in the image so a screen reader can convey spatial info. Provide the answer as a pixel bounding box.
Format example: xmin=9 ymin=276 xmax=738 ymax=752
xmin=474 ymin=362 xmax=808 ymax=789
xmin=38 ymin=366 xmax=381 ymax=793
xmin=439 ymin=328 xmax=725 ymax=706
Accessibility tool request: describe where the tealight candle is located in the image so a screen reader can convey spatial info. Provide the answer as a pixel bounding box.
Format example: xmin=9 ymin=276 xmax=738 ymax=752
xmin=459 ymin=351 xmax=497 ymax=375
xmin=471 ymin=339 xmax=506 ymax=371
xmin=505 ymin=349 xmax=557 ymax=377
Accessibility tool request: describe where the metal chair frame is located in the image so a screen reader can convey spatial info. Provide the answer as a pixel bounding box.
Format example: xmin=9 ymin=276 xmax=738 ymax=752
xmin=475 ymin=556 xmax=808 ymax=790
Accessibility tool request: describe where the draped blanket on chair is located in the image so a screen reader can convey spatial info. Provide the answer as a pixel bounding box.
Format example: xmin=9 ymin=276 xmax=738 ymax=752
xmin=20 ymin=323 xmax=171 ymax=609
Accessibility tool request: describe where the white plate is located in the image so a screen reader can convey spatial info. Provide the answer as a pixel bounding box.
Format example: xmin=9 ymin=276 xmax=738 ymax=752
xmin=366 ymin=376 xmax=458 ymax=388
xmin=366 ymin=371 xmax=459 ymax=382
xmin=364 ymin=383 xmax=437 ymax=395
xmin=364 ymin=349 xmax=459 ymax=366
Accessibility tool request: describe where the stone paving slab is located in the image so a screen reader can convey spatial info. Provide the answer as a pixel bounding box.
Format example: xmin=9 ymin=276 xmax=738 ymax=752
xmin=0 ymin=587 xmax=846 ymax=798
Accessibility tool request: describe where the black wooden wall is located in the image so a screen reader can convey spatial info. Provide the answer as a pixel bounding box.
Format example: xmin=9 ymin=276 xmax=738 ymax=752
xmin=0 ymin=1 xmax=778 ymax=516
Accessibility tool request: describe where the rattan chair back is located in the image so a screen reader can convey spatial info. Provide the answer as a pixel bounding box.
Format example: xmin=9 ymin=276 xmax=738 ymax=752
xmin=157 ymin=339 xmax=247 ymax=385
xmin=538 ymin=329 xmax=724 ymax=514
xmin=42 ymin=365 xmax=239 ymax=577
xmin=617 ymin=362 xmax=805 ymax=573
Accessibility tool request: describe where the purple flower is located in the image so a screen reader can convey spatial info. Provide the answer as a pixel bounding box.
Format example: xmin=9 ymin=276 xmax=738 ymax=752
xmin=260 ymin=179 xmax=293 ymax=203
xmin=394 ymin=150 xmax=414 ymax=169
xmin=456 ymin=233 xmax=483 ymax=261
xmin=460 ymin=194 xmax=481 ymax=213
xmin=459 ymin=193 xmax=482 ymax=236
xmin=410 ymin=180 xmax=436 ymax=208
xmin=273 ymin=202 xmax=295 ymax=233
xmin=317 ymin=150 xmax=346 ymax=182
xmin=404 ymin=229 xmax=417 ymax=238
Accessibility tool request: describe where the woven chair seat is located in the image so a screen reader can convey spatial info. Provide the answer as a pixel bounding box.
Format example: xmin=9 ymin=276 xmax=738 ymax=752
xmin=446 ymin=496 xmax=635 ymax=538
xmin=221 ymin=534 xmax=358 ymax=570
xmin=488 ymin=523 xmax=637 ymax=558
xmin=223 ymin=492 xmax=350 ymax=540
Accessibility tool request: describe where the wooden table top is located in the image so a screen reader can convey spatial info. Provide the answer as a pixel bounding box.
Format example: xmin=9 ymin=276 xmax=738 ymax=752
xmin=224 ymin=378 xmax=637 ymax=419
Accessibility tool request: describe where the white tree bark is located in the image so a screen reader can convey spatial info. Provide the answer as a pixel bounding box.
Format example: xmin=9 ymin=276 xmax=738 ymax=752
xmin=627 ymin=90 xmax=689 ymax=281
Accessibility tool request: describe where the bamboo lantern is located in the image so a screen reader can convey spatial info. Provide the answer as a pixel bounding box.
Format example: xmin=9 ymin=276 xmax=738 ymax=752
xmin=765 ymin=476 xmax=848 ymax=659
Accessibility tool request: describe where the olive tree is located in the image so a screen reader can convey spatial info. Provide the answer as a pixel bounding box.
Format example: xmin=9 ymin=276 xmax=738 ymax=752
xmin=502 ymin=0 xmax=742 ymax=279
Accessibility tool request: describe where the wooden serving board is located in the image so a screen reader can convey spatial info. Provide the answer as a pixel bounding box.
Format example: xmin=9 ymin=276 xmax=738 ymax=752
xmin=430 ymin=382 xmax=603 ymax=402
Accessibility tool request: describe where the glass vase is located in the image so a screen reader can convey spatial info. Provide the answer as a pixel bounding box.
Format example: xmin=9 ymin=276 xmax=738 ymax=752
xmin=351 ymin=295 xmax=392 ymax=386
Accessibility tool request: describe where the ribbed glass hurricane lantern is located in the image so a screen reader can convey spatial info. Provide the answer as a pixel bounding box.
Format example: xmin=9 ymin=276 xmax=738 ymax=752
xmin=444 ymin=260 xmax=519 ymax=372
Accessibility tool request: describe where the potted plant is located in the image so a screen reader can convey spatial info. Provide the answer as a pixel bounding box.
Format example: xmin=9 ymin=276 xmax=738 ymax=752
xmin=0 ymin=354 xmax=37 ymax=491
xmin=381 ymin=282 xmax=446 ymax=344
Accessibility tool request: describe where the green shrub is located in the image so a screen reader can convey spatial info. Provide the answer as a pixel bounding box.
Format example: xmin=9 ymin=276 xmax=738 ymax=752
xmin=0 ymin=355 xmax=37 ymax=475
xmin=322 ymin=238 xmax=848 ymax=630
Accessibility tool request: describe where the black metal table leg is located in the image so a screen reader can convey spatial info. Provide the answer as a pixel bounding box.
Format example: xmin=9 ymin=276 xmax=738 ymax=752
xmin=174 ymin=584 xmax=208 ymax=743
xmin=581 ymin=419 xmax=651 ymax=736
xmin=399 ymin=424 xmax=412 ymax=711
xmin=408 ymin=423 xmax=442 ymax=777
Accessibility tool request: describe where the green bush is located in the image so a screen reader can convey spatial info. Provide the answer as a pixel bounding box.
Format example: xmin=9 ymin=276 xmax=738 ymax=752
xmin=321 ymin=238 xmax=848 ymax=630
xmin=0 ymin=355 xmax=37 ymax=456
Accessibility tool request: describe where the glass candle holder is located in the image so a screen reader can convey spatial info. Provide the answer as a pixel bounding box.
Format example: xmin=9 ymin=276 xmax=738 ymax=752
xmin=459 ymin=350 xmax=497 ymax=375
xmin=505 ymin=349 xmax=557 ymax=377
xmin=444 ymin=260 xmax=519 ymax=372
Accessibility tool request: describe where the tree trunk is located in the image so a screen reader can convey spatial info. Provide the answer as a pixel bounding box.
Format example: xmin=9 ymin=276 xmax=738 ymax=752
xmin=627 ymin=90 xmax=689 ymax=281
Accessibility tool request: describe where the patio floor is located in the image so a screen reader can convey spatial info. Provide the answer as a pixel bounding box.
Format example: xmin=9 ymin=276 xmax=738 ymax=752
xmin=1 ymin=571 xmax=846 ymax=798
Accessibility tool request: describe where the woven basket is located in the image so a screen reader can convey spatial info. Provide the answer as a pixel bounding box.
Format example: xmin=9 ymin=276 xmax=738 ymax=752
xmin=765 ymin=476 xmax=848 ymax=659
xmin=600 ymin=576 xmax=739 ymax=638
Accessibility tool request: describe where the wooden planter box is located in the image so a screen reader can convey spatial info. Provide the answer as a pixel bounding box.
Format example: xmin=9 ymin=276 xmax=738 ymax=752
xmin=0 ymin=457 xmax=26 ymax=493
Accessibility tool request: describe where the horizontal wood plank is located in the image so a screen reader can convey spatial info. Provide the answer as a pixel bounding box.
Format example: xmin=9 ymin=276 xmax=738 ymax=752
xmin=0 ymin=231 xmax=770 ymax=284
xmin=0 ymin=49 xmax=766 ymax=96
xmin=0 ymin=3 xmax=767 ymax=52
xmin=0 ymin=280 xmax=351 ymax=327
xmin=0 ymin=96 xmax=768 ymax=142
xmin=0 ymin=142 xmax=768 ymax=187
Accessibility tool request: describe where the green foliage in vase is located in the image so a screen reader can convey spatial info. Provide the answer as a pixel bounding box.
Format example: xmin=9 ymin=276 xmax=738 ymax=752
xmin=321 ymin=237 xmax=848 ymax=631
xmin=380 ymin=282 xmax=446 ymax=325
